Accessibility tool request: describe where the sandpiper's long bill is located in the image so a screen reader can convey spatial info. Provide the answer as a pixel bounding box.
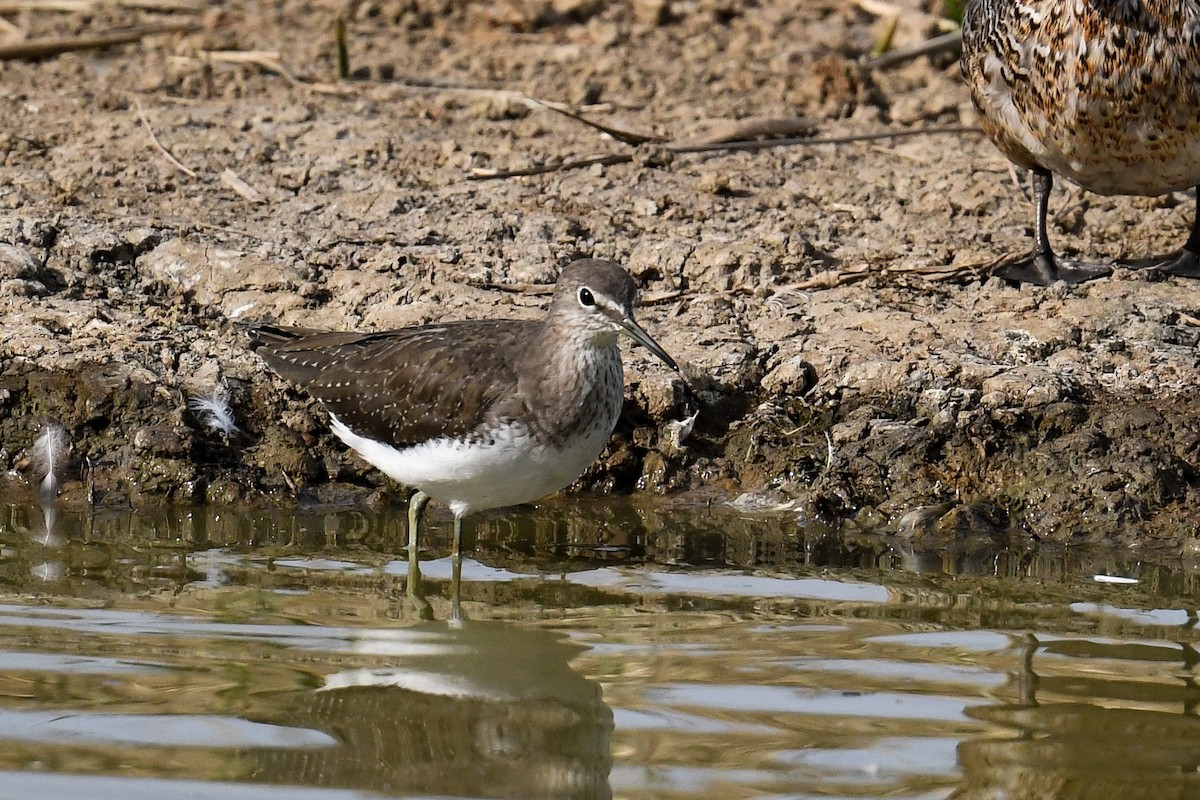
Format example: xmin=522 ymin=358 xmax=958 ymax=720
xmin=248 ymin=258 xmax=679 ymax=612
xmin=961 ymin=0 xmax=1200 ymax=284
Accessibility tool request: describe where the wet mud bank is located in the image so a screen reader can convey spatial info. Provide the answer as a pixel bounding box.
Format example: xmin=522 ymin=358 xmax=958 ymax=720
xmin=5 ymin=263 xmax=1200 ymax=554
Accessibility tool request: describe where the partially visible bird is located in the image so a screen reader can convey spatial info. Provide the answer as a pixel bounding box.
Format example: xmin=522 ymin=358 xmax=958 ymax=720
xmin=961 ymin=0 xmax=1200 ymax=284
xmin=248 ymin=259 xmax=679 ymax=595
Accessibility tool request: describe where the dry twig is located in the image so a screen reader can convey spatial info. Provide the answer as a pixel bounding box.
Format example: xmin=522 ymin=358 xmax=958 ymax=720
xmin=470 ymin=153 xmax=632 ymax=180
xmin=0 ymin=16 xmax=23 ymax=40
xmin=0 ymin=0 xmax=204 ymax=10
xmin=0 ymin=22 xmax=197 ymax=60
xmin=787 ymin=257 xmax=990 ymax=290
xmin=863 ymin=30 xmax=962 ymax=68
xmin=673 ymin=116 xmax=817 ymax=148
xmin=885 ymin=261 xmax=991 ymax=283
xmin=176 ymin=50 xmax=348 ymax=94
xmin=856 ymin=0 xmax=958 ymax=29
xmin=794 ymin=266 xmax=873 ymax=290
xmin=220 ymin=168 xmax=264 ymax=203
xmin=527 ymin=98 xmax=664 ymax=145
xmin=133 ymin=97 xmax=197 ymax=178
xmin=640 ymin=289 xmax=685 ymax=306
xmin=468 ymin=125 xmax=982 ymax=180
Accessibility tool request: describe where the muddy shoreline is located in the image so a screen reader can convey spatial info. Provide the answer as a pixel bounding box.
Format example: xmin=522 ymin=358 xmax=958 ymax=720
xmin=3 ymin=1 xmax=1200 ymax=550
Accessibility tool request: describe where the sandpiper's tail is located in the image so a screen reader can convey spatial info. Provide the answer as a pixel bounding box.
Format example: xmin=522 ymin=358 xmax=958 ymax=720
xmin=246 ymin=324 xmax=317 ymax=351
xmin=247 ymin=324 xmax=354 ymax=386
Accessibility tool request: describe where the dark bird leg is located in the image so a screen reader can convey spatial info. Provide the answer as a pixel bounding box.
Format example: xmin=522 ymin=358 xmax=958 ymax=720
xmin=1152 ymin=188 xmax=1200 ymax=278
xmin=994 ymin=168 xmax=1115 ymax=285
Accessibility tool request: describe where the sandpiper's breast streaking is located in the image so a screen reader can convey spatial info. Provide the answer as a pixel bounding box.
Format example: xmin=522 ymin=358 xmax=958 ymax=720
xmin=248 ymin=258 xmax=679 ymax=580
xmin=961 ymin=0 xmax=1200 ymax=284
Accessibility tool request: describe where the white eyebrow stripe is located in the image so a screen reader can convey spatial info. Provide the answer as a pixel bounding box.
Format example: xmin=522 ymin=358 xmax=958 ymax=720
xmin=597 ymin=296 xmax=625 ymax=315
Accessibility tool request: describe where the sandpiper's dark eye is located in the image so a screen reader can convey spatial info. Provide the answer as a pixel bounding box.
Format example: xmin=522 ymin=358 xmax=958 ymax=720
xmin=578 ymin=287 xmax=595 ymax=307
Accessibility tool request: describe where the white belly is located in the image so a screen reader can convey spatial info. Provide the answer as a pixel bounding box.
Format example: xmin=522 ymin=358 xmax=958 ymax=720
xmin=329 ymin=413 xmax=615 ymax=516
xmin=1037 ymin=136 xmax=1200 ymax=197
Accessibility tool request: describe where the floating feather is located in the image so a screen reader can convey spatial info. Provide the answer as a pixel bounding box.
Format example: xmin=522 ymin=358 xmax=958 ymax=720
xmin=188 ymin=387 xmax=238 ymax=437
xmin=30 ymin=423 xmax=68 ymax=501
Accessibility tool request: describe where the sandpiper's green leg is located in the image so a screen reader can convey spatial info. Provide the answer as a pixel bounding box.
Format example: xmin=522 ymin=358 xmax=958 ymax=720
xmin=407 ymin=490 xmax=430 ymax=577
xmin=406 ymin=491 xmax=433 ymax=619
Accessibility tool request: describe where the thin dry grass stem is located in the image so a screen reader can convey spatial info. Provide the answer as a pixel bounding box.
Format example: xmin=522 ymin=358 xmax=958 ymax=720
xmin=470 ymin=153 xmax=632 ymax=180
xmin=890 ymin=261 xmax=991 ymax=283
xmin=280 ymin=468 xmax=297 ymax=497
xmin=672 ymin=125 xmax=981 ymax=154
xmin=0 ymin=21 xmax=197 ymax=59
xmin=0 ymin=0 xmax=204 ymax=10
xmin=468 ymin=125 xmax=982 ymax=180
xmin=786 ymin=258 xmax=991 ymax=290
xmin=350 ymin=79 xmax=627 ymax=112
xmin=639 ymin=290 xmax=685 ymax=306
xmin=854 ymin=0 xmax=905 ymax=16
xmin=0 ymin=16 xmax=23 ymax=39
xmin=868 ymin=142 xmax=932 ymax=165
xmin=862 ymin=29 xmax=962 ymax=68
xmin=673 ymin=116 xmax=816 ymax=148
xmin=192 ymin=220 xmax=265 ymax=240
xmin=133 ymin=97 xmax=197 ymax=178
xmin=199 ymin=50 xmax=301 ymax=86
xmin=115 ymin=0 xmax=206 ymax=10
xmin=794 ymin=266 xmax=873 ymax=290
xmin=220 ymin=168 xmax=264 ymax=203
xmin=199 ymin=48 xmax=281 ymax=64
xmin=855 ymin=0 xmax=959 ymax=31
xmin=474 ymin=280 xmax=554 ymax=296
xmin=181 ymin=50 xmax=346 ymax=94
xmin=527 ymin=98 xmax=664 ymax=145
xmin=0 ymin=0 xmax=89 ymax=10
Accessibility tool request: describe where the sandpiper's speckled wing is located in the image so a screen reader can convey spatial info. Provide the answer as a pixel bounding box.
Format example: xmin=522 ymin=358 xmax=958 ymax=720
xmin=248 ymin=322 xmax=535 ymax=447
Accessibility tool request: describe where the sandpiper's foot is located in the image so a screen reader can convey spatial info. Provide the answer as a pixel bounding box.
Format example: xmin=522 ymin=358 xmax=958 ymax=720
xmin=1149 ymin=248 xmax=1200 ymax=278
xmin=993 ymin=251 xmax=1114 ymax=286
xmin=407 ymin=592 xmax=434 ymax=621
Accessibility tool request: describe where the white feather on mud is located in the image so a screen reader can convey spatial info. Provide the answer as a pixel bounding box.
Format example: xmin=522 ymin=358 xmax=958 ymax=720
xmin=189 ymin=387 xmax=238 ymax=436
xmin=30 ymin=423 xmax=69 ymax=500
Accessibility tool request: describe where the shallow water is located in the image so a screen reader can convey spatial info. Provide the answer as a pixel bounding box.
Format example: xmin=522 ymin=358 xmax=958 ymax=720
xmin=1 ymin=499 xmax=1199 ymax=799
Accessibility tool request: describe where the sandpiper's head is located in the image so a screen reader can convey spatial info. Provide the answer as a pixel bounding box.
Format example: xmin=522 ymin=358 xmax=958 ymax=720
xmin=551 ymin=259 xmax=678 ymax=371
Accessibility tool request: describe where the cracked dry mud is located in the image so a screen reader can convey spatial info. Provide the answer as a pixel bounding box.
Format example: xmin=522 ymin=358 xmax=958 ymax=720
xmin=3 ymin=0 xmax=1200 ymax=552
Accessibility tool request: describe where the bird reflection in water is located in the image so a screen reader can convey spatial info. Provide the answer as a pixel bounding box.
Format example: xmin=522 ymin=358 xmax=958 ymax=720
xmin=254 ymin=559 xmax=615 ymax=800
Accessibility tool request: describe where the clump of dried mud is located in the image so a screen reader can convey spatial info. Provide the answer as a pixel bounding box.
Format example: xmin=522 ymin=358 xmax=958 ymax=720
xmin=3 ymin=0 xmax=1200 ymax=551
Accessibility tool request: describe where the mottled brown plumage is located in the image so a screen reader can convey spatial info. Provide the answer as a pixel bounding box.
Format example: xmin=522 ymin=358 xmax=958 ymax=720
xmin=251 ymin=321 xmax=539 ymax=448
xmin=248 ymin=259 xmax=679 ymax=582
xmin=962 ymin=0 xmax=1200 ymax=283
